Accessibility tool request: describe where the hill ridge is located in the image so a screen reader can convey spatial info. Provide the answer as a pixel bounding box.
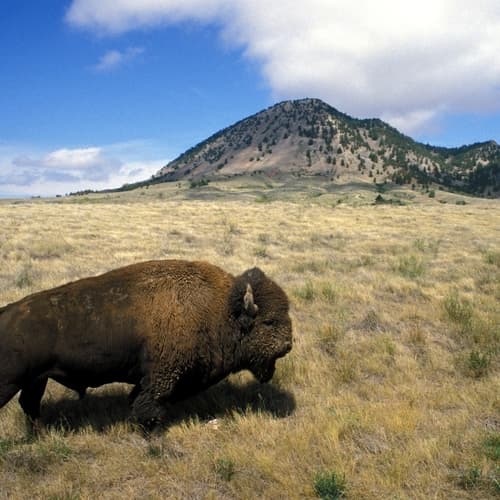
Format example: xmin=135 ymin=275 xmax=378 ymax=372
xmin=149 ymin=98 xmax=499 ymax=196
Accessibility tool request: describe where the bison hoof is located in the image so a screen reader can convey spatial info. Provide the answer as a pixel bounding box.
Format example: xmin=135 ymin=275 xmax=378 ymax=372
xmin=25 ymin=417 xmax=45 ymax=439
xmin=140 ymin=418 xmax=160 ymax=434
xmin=131 ymin=391 xmax=167 ymax=431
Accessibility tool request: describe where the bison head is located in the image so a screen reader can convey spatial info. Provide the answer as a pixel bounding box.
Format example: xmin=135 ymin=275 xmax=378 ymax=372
xmin=230 ymin=267 xmax=293 ymax=383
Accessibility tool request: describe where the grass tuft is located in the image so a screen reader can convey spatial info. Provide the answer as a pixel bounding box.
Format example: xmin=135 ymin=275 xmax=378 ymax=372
xmin=320 ymin=283 xmax=337 ymax=303
xmin=359 ymin=309 xmax=384 ymax=332
xmin=0 ymin=438 xmax=16 ymax=458
xmin=443 ymin=291 xmax=473 ymax=327
xmin=313 ymin=470 xmax=347 ymax=499
xmin=293 ymin=280 xmax=316 ymax=301
xmin=413 ymin=237 xmax=440 ymax=255
xmin=466 ymin=349 xmax=491 ymax=378
xmin=146 ymin=443 xmax=163 ymax=459
xmin=214 ymin=457 xmax=236 ymax=481
xmin=253 ymin=245 xmax=269 ymax=258
xmin=458 ymin=466 xmax=482 ymax=490
xmin=484 ymin=250 xmax=500 ymax=267
xmin=484 ymin=434 xmax=500 ymax=461
xmin=15 ymin=262 xmax=34 ymax=289
xmin=397 ymin=254 xmax=426 ymax=278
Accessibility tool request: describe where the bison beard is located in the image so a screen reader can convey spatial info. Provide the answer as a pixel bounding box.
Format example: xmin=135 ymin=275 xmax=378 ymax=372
xmin=0 ymin=260 xmax=292 ymax=431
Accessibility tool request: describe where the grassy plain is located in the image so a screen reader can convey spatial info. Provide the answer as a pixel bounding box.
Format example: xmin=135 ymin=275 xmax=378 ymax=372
xmin=0 ymin=179 xmax=499 ymax=499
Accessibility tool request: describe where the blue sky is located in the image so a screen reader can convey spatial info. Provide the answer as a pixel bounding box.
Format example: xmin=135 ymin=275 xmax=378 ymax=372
xmin=1 ymin=1 xmax=500 ymax=196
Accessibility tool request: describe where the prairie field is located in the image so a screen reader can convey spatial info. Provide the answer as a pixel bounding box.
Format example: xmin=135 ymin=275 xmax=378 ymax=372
xmin=0 ymin=181 xmax=499 ymax=499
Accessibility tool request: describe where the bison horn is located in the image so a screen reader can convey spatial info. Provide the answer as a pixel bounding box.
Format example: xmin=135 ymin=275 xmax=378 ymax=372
xmin=244 ymin=284 xmax=259 ymax=317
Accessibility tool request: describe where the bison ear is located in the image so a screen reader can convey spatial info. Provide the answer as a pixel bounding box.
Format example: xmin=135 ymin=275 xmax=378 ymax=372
xmin=244 ymin=284 xmax=259 ymax=317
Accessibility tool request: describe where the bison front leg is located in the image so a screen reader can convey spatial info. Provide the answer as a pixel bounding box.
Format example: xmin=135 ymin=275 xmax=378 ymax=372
xmin=19 ymin=377 xmax=48 ymax=434
xmin=131 ymin=371 xmax=180 ymax=431
xmin=130 ymin=382 xmax=170 ymax=432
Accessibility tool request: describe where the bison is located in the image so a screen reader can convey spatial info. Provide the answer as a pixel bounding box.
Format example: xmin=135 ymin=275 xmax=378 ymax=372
xmin=0 ymin=260 xmax=292 ymax=430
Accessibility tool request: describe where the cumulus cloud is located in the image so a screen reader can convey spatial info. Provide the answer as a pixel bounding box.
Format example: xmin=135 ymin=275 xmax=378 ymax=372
xmin=2 ymin=146 xmax=121 ymax=195
xmin=12 ymin=147 xmax=119 ymax=177
xmin=44 ymin=147 xmax=104 ymax=168
xmin=67 ymin=0 xmax=500 ymax=134
xmin=0 ymin=144 xmax=165 ymax=197
xmin=66 ymin=0 xmax=226 ymax=33
xmin=93 ymin=47 xmax=144 ymax=71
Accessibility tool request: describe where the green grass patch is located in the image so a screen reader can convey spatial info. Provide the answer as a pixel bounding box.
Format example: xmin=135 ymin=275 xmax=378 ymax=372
xmin=484 ymin=251 xmax=500 ymax=267
xmin=484 ymin=434 xmax=500 ymax=461
xmin=293 ymin=281 xmax=339 ymax=303
xmin=443 ymin=292 xmax=473 ymax=327
xmin=0 ymin=438 xmax=16 ymax=459
xmin=253 ymin=245 xmax=269 ymax=258
xmin=320 ymin=283 xmax=337 ymax=303
xmin=293 ymin=281 xmax=316 ymax=302
xmin=413 ymin=238 xmax=440 ymax=255
xmin=397 ymin=254 xmax=426 ymax=278
xmin=146 ymin=444 xmax=163 ymax=459
xmin=459 ymin=466 xmax=482 ymax=490
xmin=214 ymin=457 xmax=235 ymax=481
xmin=466 ymin=349 xmax=491 ymax=378
xmin=314 ymin=470 xmax=347 ymax=499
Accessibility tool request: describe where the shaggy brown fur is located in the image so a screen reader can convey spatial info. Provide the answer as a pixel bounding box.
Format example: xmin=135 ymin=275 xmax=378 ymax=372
xmin=0 ymin=260 xmax=292 ymax=429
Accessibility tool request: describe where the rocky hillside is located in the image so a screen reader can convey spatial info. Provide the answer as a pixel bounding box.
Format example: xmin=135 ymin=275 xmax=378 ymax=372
xmin=153 ymin=98 xmax=500 ymax=196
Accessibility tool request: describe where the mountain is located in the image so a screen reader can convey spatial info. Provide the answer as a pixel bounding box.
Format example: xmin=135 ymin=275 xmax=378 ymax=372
xmin=150 ymin=98 xmax=499 ymax=196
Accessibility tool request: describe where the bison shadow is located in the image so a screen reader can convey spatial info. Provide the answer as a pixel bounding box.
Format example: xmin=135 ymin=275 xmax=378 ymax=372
xmin=40 ymin=379 xmax=296 ymax=433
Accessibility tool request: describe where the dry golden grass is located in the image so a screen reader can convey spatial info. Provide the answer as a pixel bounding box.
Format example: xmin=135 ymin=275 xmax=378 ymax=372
xmin=0 ymin=181 xmax=499 ymax=499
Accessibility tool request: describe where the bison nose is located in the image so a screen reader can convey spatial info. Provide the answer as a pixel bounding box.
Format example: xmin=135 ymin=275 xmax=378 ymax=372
xmin=284 ymin=341 xmax=292 ymax=353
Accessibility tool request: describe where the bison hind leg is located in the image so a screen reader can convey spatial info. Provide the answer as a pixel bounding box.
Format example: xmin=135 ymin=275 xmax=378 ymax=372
xmin=19 ymin=378 xmax=48 ymax=433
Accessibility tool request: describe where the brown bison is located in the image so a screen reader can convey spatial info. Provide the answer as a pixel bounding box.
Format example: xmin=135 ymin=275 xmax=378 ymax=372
xmin=0 ymin=260 xmax=292 ymax=429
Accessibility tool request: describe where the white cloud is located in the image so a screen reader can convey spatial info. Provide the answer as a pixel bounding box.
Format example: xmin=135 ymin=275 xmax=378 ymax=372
xmin=93 ymin=47 xmax=144 ymax=71
xmin=0 ymin=144 xmax=166 ymax=197
xmin=12 ymin=147 xmax=118 ymax=178
xmin=381 ymin=109 xmax=440 ymax=138
xmin=66 ymin=0 xmax=226 ymax=33
xmin=67 ymin=0 xmax=500 ymax=134
xmin=44 ymin=147 xmax=103 ymax=168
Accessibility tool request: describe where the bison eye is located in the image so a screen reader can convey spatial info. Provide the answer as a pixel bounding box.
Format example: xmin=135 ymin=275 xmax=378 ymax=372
xmin=262 ymin=319 xmax=276 ymax=326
